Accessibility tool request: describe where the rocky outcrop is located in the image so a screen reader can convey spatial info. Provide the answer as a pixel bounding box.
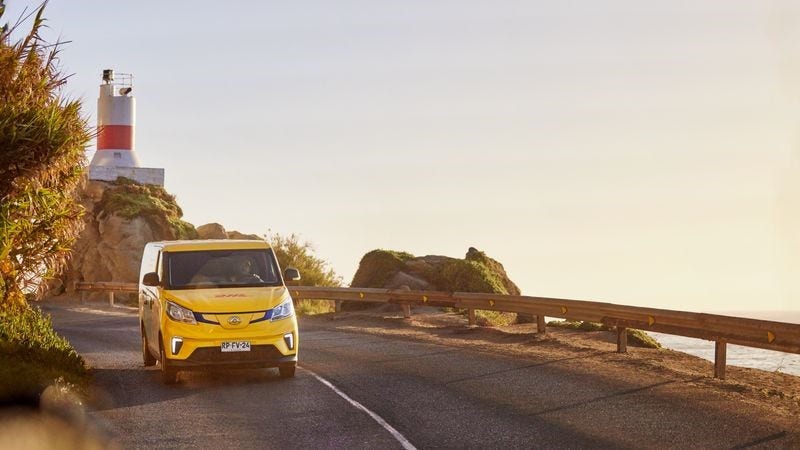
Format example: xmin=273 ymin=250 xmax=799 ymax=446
xmin=196 ymin=222 xmax=261 ymax=240
xmin=57 ymin=179 xmax=197 ymax=293
xmin=53 ymin=178 xmax=271 ymax=297
xmin=196 ymin=223 xmax=227 ymax=239
xmin=226 ymin=230 xmax=261 ymax=240
xmin=349 ymin=247 xmax=525 ymax=320
xmin=351 ymin=247 xmax=520 ymax=295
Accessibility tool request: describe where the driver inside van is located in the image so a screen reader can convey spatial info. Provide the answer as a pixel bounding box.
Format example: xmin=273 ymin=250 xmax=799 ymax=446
xmin=230 ymin=258 xmax=263 ymax=283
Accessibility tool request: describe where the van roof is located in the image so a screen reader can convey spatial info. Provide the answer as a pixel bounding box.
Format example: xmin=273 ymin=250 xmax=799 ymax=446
xmin=150 ymin=239 xmax=271 ymax=252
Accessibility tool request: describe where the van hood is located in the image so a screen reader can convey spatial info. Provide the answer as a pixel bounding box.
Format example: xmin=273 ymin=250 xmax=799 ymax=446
xmin=163 ymin=286 xmax=289 ymax=313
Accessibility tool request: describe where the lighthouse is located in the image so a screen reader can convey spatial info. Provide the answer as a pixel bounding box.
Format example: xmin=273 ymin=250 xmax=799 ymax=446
xmin=88 ymin=69 xmax=164 ymax=186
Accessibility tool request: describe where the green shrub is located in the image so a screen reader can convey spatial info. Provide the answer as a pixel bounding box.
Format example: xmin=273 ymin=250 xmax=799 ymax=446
xmin=465 ymin=247 xmax=521 ymax=295
xmin=0 ymin=305 xmax=88 ymax=399
xmin=475 ymin=310 xmax=516 ymax=327
xmin=268 ymin=232 xmax=342 ymax=288
xmin=627 ymin=329 xmax=661 ymax=349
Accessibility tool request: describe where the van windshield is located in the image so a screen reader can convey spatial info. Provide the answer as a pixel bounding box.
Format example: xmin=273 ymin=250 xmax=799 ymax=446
xmin=164 ymin=249 xmax=282 ymax=289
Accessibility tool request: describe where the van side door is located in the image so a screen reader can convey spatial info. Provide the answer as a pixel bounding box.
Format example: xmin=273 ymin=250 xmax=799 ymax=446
xmin=141 ymin=248 xmax=161 ymax=350
xmin=149 ymin=250 xmax=165 ymax=340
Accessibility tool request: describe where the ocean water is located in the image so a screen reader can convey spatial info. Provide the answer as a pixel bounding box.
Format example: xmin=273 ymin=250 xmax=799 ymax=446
xmin=649 ymin=311 xmax=800 ymax=377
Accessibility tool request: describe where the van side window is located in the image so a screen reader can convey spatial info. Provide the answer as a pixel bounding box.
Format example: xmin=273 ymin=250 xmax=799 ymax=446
xmin=140 ymin=246 xmax=161 ymax=283
xmin=156 ymin=251 xmax=163 ymax=279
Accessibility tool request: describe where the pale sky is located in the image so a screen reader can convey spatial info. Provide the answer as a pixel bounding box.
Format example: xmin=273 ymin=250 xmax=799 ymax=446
xmin=7 ymin=1 xmax=800 ymax=311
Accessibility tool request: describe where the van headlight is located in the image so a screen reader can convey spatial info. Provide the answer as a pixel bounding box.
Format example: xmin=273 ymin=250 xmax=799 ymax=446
xmin=271 ymin=297 xmax=295 ymax=321
xmin=166 ymin=301 xmax=197 ymax=325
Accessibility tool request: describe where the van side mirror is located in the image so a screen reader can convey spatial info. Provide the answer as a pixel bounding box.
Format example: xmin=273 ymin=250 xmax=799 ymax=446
xmin=284 ymin=268 xmax=301 ymax=282
xmin=143 ymin=272 xmax=161 ymax=287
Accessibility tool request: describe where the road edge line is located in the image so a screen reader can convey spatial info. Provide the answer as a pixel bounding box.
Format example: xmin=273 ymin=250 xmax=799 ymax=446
xmin=300 ymin=366 xmax=417 ymax=450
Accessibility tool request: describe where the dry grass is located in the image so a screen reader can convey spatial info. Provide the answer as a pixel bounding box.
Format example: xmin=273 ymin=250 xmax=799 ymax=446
xmin=295 ymin=299 xmax=336 ymax=316
xmin=474 ymin=309 xmax=517 ymax=327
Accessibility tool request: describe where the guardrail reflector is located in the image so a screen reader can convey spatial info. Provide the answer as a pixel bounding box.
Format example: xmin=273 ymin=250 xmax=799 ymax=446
xmin=359 ymin=292 xmax=364 ymax=299
xmin=489 ymin=300 xmax=495 ymax=307
xmin=768 ymin=331 xmax=776 ymax=343
xmin=422 ymin=295 xmax=428 ymax=303
xmin=648 ymin=316 xmax=655 ymax=326
xmin=294 ymin=291 xmax=300 ymax=297
xmin=561 ymin=306 xmax=568 ymax=314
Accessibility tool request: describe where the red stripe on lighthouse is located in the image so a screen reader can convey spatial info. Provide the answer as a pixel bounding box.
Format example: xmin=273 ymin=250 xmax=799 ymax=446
xmin=97 ymin=125 xmax=133 ymax=150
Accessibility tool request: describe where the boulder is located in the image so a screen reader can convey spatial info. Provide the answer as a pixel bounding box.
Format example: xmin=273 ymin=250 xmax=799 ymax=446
xmin=351 ymin=248 xmax=520 ymax=295
xmin=197 ymin=223 xmax=228 ymax=239
xmin=227 ymin=230 xmax=262 ymax=240
xmin=196 ymin=223 xmax=261 ymax=241
xmin=385 ymin=271 xmax=434 ymax=291
xmin=349 ymin=248 xmax=524 ymax=320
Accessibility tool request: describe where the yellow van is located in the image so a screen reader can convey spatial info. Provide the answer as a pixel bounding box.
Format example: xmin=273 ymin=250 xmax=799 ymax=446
xmin=139 ymin=239 xmax=300 ymax=384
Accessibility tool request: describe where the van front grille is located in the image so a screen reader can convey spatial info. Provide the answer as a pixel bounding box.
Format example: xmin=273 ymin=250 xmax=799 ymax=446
xmin=186 ymin=345 xmax=284 ymax=364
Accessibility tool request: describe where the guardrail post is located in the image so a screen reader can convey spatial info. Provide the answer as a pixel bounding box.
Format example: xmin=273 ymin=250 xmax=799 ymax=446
xmin=536 ymin=315 xmax=546 ymax=335
xmin=616 ymin=327 xmax=628 ymax=353
xmin=468 ymin=309 xmax=476 ymax=326
xmin=108 ymin=291 xmax=115 ymax=307
xmin=399 ymin=285 xmax=411 ymax=318
xmin=335 ymin=300 xmax=342 ymax=313
xmin=714 ymin=340 xmax=727 ymax=379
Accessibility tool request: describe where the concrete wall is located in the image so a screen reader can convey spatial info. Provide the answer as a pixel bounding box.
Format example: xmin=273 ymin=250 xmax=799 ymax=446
xmin=88 ymin=166 xmax=165 ymax=186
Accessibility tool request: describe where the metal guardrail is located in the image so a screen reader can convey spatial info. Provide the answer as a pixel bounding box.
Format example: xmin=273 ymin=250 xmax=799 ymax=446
xmin=289 ymin=286 xmax=800 ymax=380
xmin=74 ymin=282 xmax=800 ymax=379
xmin=74 ymin=281 xmax=137 ymax=306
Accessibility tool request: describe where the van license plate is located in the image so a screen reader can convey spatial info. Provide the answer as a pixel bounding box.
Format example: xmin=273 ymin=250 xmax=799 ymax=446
xmin=221 ymin=341 xmax=251 ymax=352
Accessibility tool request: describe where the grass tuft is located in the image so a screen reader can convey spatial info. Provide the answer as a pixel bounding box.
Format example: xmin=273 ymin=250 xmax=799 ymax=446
xmin=547 ymin=320 xmax=661 ymax=349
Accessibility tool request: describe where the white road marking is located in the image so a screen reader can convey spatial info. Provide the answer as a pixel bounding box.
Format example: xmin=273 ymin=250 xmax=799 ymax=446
xmin=301 ymin=366 xmax=417 ymax=450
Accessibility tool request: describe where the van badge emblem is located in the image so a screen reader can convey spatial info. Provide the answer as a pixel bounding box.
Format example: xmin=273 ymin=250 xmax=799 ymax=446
xmin=228 ymin=316 xmax=242 ymax=325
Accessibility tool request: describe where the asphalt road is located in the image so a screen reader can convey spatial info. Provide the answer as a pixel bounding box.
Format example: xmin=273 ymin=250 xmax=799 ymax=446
xmin=44 ymin=302 xmax=798 ymax=449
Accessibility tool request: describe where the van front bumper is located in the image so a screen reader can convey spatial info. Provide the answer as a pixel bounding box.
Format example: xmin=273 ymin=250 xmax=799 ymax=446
xmin=161 ymin=316 xmax=299 ymax=370
xmin=169 ymin=345 xmax=297 ymax=370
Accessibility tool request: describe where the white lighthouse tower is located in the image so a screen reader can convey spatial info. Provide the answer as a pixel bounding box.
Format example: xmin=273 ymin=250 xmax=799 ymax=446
xmin=88 ymin=69 xmax=164 ymax=186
